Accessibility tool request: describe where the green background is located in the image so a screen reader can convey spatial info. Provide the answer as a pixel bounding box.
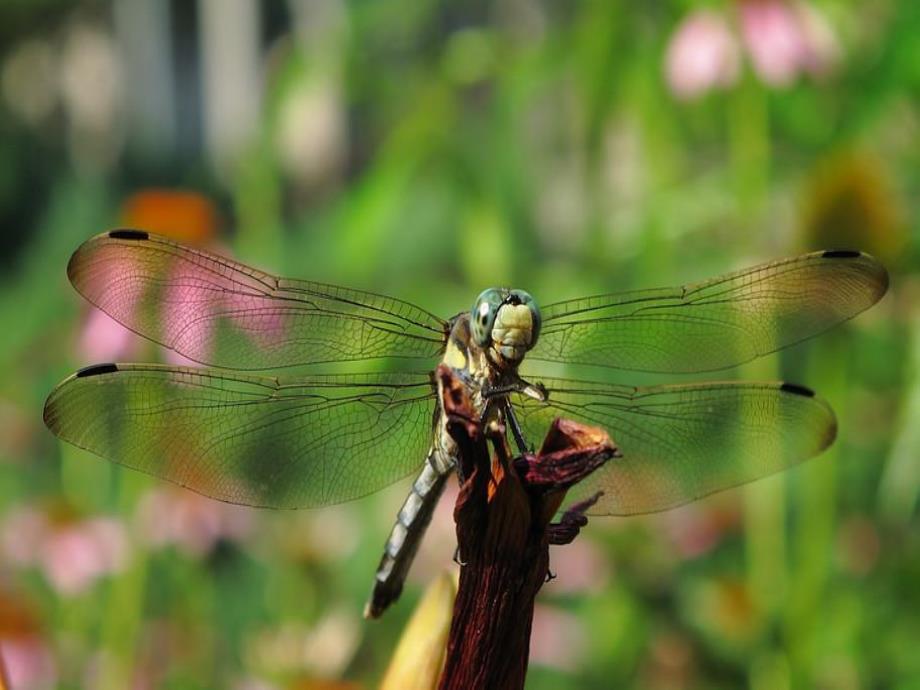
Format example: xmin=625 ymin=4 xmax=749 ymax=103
xmin=0 ymin=1 xmax=917 ymax=688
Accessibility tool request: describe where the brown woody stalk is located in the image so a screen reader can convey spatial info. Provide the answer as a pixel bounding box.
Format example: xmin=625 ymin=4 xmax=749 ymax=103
xmin=435 ymin=365 xmax=618 ymax=690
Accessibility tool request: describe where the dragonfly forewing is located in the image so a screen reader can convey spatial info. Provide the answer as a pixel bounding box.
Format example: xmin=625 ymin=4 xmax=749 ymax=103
xmin=514 ymin=378 xmax=836 ymax=515
xmin=67 ymin=231 xmax=449 ymax=370
xmin=43 ymin=365 xmax=438 ymax=508
xmin=530 ymin=250 xmax=888 ymax=373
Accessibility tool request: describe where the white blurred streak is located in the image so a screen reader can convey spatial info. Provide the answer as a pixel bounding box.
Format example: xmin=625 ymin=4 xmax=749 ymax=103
xmin=1 ymin=39 xmax=57 ymax=127
xmin=198 ymin=0 xmax=262 ymax=173
xmin=529 ymin=78 xmax=589 ymax=253
xmin=288 ymin=0 xmax=346 ymax=51
xmin=59 ymin=23 xmax=124 ymax=173
xmin=277 ymin=0 xmax=348 ymax=191
xmin=600 ymin=116 xmax=646 ymax=255
xmin=113 ymin=0 xmax=177 ymax=158
xmin=879 ymin=306 xmax=920 ymax=524
xmin=276 ymin=76 xmax=346 ymax=190
xmin=535 ymin=153 xmax=587 ymax=251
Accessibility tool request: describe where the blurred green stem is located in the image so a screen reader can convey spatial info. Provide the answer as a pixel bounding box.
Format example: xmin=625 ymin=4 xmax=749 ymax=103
xmin=878 ymin=314 xmax=920 ymax=523
xmin=743 ymin=356 xmax=786 ymax=630
xmin=728 ymin=76 xmax=769 ymax=217
xmin=785 ymin=339 xmax=842 ymax=682
xmin=96 ymin=472 xmax=150 ymax=690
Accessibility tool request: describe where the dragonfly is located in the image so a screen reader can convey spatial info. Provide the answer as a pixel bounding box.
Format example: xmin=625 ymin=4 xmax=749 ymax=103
xmin=43 ymin=230 xmax=888 ymax=618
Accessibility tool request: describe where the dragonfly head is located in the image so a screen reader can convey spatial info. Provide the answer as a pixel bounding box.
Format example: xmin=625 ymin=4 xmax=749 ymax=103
xmin=471 ymin=288 xmax=542 ymax=365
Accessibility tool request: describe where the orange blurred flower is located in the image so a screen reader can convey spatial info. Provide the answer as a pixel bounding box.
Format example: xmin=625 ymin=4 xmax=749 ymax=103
xmin=120 ymin=189 xmax=219 ymax=245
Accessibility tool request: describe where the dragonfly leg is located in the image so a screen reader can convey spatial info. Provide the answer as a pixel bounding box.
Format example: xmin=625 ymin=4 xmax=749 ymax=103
xmin=482 ymin=378 xmax=547 ymax=402
xmin=505 ymin=402 xmax=530 ymax=455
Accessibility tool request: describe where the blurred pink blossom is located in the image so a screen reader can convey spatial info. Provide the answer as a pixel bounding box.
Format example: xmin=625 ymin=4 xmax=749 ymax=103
xmin=136 ymin=487 xmax=252 ymax=557
xmin=1 ymin=505 xmax=129 ymax=596
xmin=1 ymin=638 xmax=57 ymax=690
xmin=739 ymin=0 xmax=838 ymax=86
xmin=79 ymin=307 xmax=142 ymax=362
xmin=660 ymin=502 xmax=739 ymax=559
xmin=529 ymin=604 xmax=585 ymax=671
xmin=665 ymin=10 xmax=740 ymax=100
xmin=545 ymin=537 xmax=611 ymax=595
xmin=665 ymin=0 xmax=839 ymax=99
xmin=1 ymin=505 xmax=46 ymax=566
xmin=41 ymin=518 xmax=128 ymax=594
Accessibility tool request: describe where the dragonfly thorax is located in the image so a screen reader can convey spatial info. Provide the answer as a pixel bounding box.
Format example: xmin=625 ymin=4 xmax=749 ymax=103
xmin=470 ymin=288 xmax=542 ymax=366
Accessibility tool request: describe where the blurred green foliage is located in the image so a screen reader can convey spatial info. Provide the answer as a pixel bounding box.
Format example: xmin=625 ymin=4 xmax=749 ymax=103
xmin=0 ymin=1 xmax=918 ymax=689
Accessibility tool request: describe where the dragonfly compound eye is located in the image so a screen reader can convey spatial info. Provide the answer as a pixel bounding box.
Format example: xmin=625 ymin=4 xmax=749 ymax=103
xmin=471 ymin=288 xmax=503 ymax=347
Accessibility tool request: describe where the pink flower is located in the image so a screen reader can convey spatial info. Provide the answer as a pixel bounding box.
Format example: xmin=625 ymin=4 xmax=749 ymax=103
xmin=1 ymin=506 xmax=129 ymax=596
xmin=665 ymin=10 xmax=740 ymax=100
xmin=40 ymin=518 xmax=128 ymax=595
xmin=79 ymin=306 xmax=142 ymax=362
xmin=544 ymin=537 xmax=610 ymax=595
xmin=1 ymin=637 xmax=57 ymax=690
xmin=1 ymin=505 xmax=46 ymax=566
xmin=660 ymin=501 xmax=739 ymax=559
xmin=739 ymin=0 xmax=838 ymax=87
xmin=664 ymin=0 xmax=839 ymax=99
xmin=529 ymin=604 xmax=585 ymax=671
xmin=136 ymin=487 xmax=252 ymax=557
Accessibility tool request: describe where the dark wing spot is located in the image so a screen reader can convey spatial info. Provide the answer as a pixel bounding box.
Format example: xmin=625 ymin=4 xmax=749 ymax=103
xmin=780 ymin=382 xmax=815 ymax=398
xmin=108 ymin=229 xmax=149 ymax=241
xmin=821 ymin=249 xmax=861 ymax=259
xmin=75 ymin=363 xmax=119 ymax=378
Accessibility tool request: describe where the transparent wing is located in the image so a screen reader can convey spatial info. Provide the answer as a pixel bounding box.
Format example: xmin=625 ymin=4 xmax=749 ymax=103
xmin=529 ymin=250 xmax=888 ymax=373
xmin=43 ymin=365 xmax=437 ymax=508
xmin=514 ymin=378 xmax=836 ymax=515
xmin=67 ymin=230 xmax=448 ymax=369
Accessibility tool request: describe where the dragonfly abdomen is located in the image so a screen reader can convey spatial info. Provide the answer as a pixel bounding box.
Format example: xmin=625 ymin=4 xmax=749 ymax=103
xmin=364 ymin=448 xmax=453 ymax=619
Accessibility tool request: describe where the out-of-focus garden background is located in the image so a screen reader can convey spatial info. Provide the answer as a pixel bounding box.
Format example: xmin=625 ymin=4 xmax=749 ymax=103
xmin=0 ymin=1 xmax=917 ymax=688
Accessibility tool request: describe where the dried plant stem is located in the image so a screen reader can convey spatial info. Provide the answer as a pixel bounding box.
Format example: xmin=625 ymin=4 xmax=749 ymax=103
xmin=435 ymin=366 xmax=617 ymax=690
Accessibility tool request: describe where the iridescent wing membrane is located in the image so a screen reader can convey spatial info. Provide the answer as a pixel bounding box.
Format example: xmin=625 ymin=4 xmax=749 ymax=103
xmin=522 ymin=249 xmax=887 ymax=514
xmin=66 ymin=230 xmax=448 ymax=369
xmin=44 ymin=365 xmax=435 ymax=508
xmin=46 ymin=230 xmax=447 ymax=507
xmin=530 ymin=250 xmax=888 ymax=373
xmin=45 ymin=233 xmax=888 ymax=512
xmin=515 ymin=379 xmax=836 ymax=515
